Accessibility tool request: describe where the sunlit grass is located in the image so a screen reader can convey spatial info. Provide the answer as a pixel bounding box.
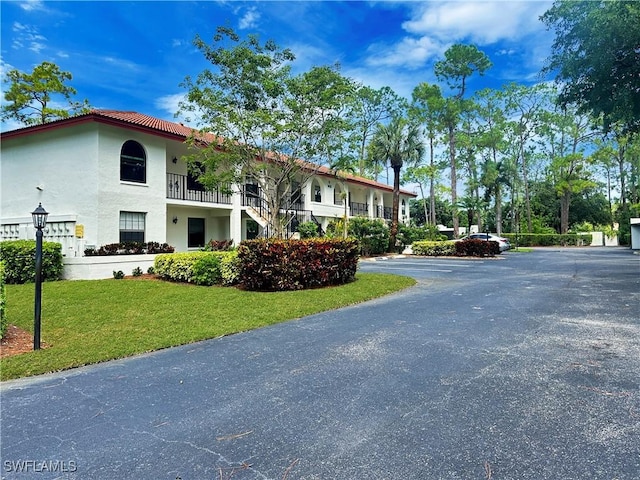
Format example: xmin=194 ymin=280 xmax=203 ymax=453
xmin=1 ymin=273 xmax=415 ymax=380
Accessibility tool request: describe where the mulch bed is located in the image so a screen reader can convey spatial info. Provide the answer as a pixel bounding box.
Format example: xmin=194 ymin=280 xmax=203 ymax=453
xmin=0 ymin=324 xmax=48 ymax=358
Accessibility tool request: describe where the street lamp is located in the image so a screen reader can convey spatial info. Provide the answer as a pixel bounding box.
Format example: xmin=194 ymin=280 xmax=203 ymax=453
xmin=31 ymin=203 xmax=48 ymax=350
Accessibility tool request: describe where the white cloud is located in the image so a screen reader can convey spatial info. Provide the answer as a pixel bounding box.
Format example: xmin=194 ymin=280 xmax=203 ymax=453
xmin=155 ymin=93 xmax=203 ymax=127
xmin=11 ymin=22 xmax=48 ymax=53
xmin=365 ymin=36 xmax=448 ymax=69
xmin=19 ymin=0 xmax=46 ymax=12
xmin=155 ymin=93 xmax=185 ymax=116
xmin=238 ymin=6 xmax=260 ymax=30
xmin=0 ymin=57 xmax=16 ymax=79
xmin=402 ymin=1 xmax=552 ymax=45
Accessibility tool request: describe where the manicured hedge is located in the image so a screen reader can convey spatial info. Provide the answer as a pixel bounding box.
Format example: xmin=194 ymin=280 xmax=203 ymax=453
xmin=237 ymin=238 xmax=360 ymax=291
xmin=0 ymin=261 xmax=7 ymax=339
xmin=412 ymin=241 xmax=456 ymax=256
xmin=502 ymin=233 xmax=592 ymax=247
xmin=0 ymin=240 xmax=63 ymax=284
xmin=455 ymin=239 xmax=500 ymax=257
xmin=154 ymin=251 xmax=239 ymax=286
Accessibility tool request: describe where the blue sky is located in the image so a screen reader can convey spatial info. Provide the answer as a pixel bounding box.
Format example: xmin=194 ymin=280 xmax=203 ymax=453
xmin=1 ymin=0 xmax=555 ymax=132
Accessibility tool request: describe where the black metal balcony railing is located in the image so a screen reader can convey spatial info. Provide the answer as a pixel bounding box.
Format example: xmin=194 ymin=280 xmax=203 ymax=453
xmin=376 ymin=205 xmax=392 ymax=220
xmin=350 ymin=202 xmax=369 ymax=217
xmin=166 ymin=173 xmax=232 ymax=204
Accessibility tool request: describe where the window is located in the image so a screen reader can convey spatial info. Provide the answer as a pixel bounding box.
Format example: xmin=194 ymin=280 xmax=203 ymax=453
xmin=313 ymin=183 xmax=322 ymax=202
xmin=120 ymin=140 xmax=146 ymax=183
xmin=120 ymin=212 xmax=145 ymax=243
xmin=188 ymin=218 xmax=205 ymax=248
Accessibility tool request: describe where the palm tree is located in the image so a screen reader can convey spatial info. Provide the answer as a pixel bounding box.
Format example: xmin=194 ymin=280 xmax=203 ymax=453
xmin=369 ymin=116 xmax=424 ymax=251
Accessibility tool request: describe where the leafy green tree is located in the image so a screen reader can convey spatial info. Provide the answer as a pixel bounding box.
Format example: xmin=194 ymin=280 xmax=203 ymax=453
xmin=474 ymin=88 xmax=509 ymax=235
xmin=502 ymin=83 xmax=549 ymax=233
xmin=434 ymin=44 xmax=492 ymax=237
xmin=344 ymin=85 xmax=405 ymax=177
xmin=403 ymin=164 xmax=442 ymax=226
xmin=541 ymin=0 xmax=640 ymax=134
xmin=1 ymin=61 xmax=90 ymax=126
xmin=368 ymin=116 xmax=424 ymax=251
xmin=411 ymin=82 xmax=446 ymax=225
xmin=179 ymin=27 xmax=354 ymax=238
xmin=537 ymin=101 xmax=597 ymax=233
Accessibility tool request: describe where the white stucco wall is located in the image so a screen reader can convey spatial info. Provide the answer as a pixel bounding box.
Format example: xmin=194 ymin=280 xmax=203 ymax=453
xmin=1 ymin=124 xmax=100 ymax=256
xmin=631 ymin=218 xmax=640 ymax=250
xmin=94 ymin=125 xmax=169 ymax=247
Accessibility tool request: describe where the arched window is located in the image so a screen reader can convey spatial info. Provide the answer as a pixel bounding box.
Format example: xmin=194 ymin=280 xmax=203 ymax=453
xmin=120 ymin=140 xmax=146 ymax=183
xmin=401 ymin=199 xmax=406 ymax=215
xmin=313 ymin=181 xmax=322 ymax=202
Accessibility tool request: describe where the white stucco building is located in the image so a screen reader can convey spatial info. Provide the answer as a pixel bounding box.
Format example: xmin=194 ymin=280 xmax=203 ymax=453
xmin=1 ymin=110 xmax=416 ymax=257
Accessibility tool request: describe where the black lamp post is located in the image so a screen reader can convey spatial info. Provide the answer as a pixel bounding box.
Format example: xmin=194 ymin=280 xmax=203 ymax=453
xmin=31 ymin=203 xmax=48 ymax=350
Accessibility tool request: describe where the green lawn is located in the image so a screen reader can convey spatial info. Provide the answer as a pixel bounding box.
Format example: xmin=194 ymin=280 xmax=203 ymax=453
xmin=1 ymin=273 xmax=415 ymax=380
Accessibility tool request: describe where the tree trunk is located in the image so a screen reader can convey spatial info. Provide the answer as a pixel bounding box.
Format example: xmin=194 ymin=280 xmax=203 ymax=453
xmin=560 ymin=190 xmax=571 ymax=234
xmin=618 ymin=145 xmax=627 ymax=207
xmin=389 ymin=164 xmax=401 ymax=252
xmin=449 ymin=124 xmax=459 ymax=237
xmin=429 ymin=136 xmax=436 ymax=225
xmin=495 ymin=183 xmax=503 ymax=236
xmin=520 ymin=140 xmax=533 ymax=233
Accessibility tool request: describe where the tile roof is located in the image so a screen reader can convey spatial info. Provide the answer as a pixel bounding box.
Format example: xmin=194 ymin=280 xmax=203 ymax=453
xmin=1 ymin=109 xmax=417 ymax=196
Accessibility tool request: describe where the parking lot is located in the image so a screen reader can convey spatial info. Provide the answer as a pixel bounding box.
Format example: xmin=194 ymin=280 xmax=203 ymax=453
xmin=1 ymin=247 xmax=639 ymax=479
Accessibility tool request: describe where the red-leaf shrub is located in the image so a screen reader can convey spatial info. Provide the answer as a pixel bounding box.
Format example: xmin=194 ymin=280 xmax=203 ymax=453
xmin=84 ymin=242 xmax=174 ymax=256
xmin=237 ymin=238 xmax=360 ymax=291
xmin=455 ymin=239 xmax=500 ymax=257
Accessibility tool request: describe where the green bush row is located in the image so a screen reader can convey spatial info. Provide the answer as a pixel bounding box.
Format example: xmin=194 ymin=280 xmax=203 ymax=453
xmin=0 ymin=261 xmax=7 ymax=339
xmin=154 ymin=251 xmax=239 ymax=286
xmin=326 ymin=217 xmax=390 ymax=256
xmin=412 ymin=241 xmax=456 ymax=256
xmin=238 ymin=238 xmax=360 ymax=291
xmin=0 ymin=240 xmax=63 ymax=284
xmin=503 ymin=233 xmax=592 ymax=247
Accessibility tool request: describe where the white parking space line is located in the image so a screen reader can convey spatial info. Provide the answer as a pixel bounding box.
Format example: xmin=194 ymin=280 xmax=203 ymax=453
xmin=364 ymin=266 xmax=454 ymax=273
xmin=364 ymin=260 xmax=478 ymax=268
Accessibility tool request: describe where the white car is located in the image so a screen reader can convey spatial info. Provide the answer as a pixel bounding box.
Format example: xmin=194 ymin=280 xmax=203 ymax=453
xmin=459 ymin=233 xmax=511 ymax=252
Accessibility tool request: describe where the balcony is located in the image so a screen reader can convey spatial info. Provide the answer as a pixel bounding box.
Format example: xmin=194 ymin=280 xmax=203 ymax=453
xmin=376 ymin=205 xmax=392 ymax=220
xmin=350 ymin=202 xmax=369 ymax=217
xmin=167 ymin=173 xmax=232 ymax=204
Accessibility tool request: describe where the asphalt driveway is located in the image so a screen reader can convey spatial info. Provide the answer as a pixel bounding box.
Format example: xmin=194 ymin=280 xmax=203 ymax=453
xmin=1 ymin=247 xmax=639 ymax=479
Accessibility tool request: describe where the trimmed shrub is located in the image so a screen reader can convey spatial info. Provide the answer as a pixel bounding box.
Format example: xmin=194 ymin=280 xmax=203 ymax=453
xmin=237 ymin=238 xmax=360 ymax=291
xmin=113 ymin=270 xmax=125 ymax=279
xmin=154 ymin=251 xmax=238 ymax=286
xmin=502 ymin=233 xmax=591 ymax=247
xmin=191 ymin=255 xmax=222 ymax=286
xmin=84 ymin=242 xmax=174 ymax=256
xmin=0 ymin=261 xmax=7 ymax=339
xmin=412 ymin=240 xmax=456 ymax=256
xmin=326 ymin=217 xmax=389 ymax=256
xmin=398 ymin=224 xmax=445 ymax=245
xmin=297 ymin=221 xmax=319 ymax=239
xmin=220 ymin=251 xmax=240 ymax=286
xmin=202 ymin=239 xmax=234 ymax=251
xmin=0 ymin=240 xmax=63 ymax=284
xmin=455 ymin=239 xmax=500 ymax=257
